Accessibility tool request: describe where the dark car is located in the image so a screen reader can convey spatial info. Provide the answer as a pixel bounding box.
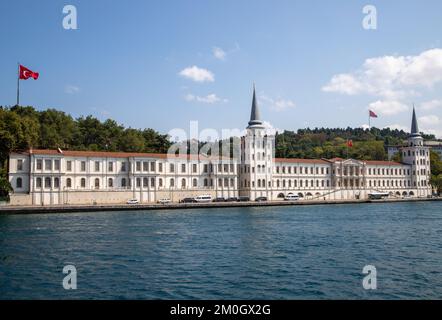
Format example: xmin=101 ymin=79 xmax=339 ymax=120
xmin=213 ymin=197 xmax=226 ymax=202
xmin=180 ymin=197 xmax=196 ymax=203
xmin=226 ymin=197 xmax=239 ymax=202
xmin=255 ymin=196 xmax=268 ymax=202
xmin=239 ymin=196 xmax=250 ymax=202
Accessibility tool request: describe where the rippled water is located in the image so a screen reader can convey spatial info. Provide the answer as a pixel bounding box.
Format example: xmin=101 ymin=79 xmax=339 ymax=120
xmin=1 ymin=202 xmax=442 ymax=299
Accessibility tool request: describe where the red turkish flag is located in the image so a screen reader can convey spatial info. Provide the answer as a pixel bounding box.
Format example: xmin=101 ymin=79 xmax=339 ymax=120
xmin=347 ymin=140 xmax=353 ymax=147
xmin=369 ymin=110 xmax=378 ymax=118
xmin=19 ymin=65 xmax=39 ymax=80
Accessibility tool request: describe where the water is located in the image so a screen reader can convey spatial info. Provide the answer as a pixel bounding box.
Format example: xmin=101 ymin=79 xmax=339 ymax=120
xmin=1 ymin=202 xmax=442 ymax=299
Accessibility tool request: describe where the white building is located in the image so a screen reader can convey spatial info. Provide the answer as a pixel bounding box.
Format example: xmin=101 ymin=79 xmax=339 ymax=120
xmin=8 ymin=88 xmax=432 ymax=206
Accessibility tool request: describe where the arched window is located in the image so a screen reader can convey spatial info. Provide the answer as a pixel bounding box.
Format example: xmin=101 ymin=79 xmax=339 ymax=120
xmin=54 ymin=177 xmax=59 ymax=189
xmin=159 ymin=178 xmax=163 ymax=187
xmin=143 ymin=177 xmax=148 ymax=188
xmin=81 ymin=178 xmax=86 ymax=188
xmin=193 ymin=178 xmax=197 ymax=187
xmin=94 ymin=178 xmax=100 ymax=189
xmin=136 ymin=178 xmax=141 ymax=188
xmin=121 ymin=178 xmax=127 ymax=188
xmin=45 ymin=177 xmax=51 ymax=188
xmin=204 ymin=178 xmax=208 ymax=187
xmin=170 ymin=178 xmax=175 ymax=187
xmin=108 ymin=178 xmax=113 ymax=188
xmin=16 ymin=177 xmax=22 ymax=189
xmin=258 ymin=179 xmax=261 ymax=188
xmin=151 ymin=178 xmax=155 ymax=188
xmin=218 ymin=178 xmax=222 ymax=187
xmin=224 ymin=178 xmax=228 ymax=187
xmin=36 ymin=177 xmax=42 ymax=188
xmin=230 ymin=178 xmax=234 ymax=187
xmin=181 ymin=178 xmax=186 ymax=188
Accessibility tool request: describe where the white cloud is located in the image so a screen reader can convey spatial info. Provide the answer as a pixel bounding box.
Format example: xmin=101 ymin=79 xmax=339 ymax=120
xmin=322 ymin=49 xmax=442 ymax=99
xmin=368 ymin=100 xmax=409 ymax=116
xmin=419 ymin=115 xmax=440 ymax=126
xmin=259 ymin=95 xmax=296 ymax=112
xmin=361 ymin=124 xmax=370 ymax=130
xmin=184 ymin=93 xmax=228 ymax=104
xmin=179 ymin=66 xmax=215 ymax=83
xmin=420 ymin=99 xmax=442 ymax=111
xmin=262 ymin=121 xmax=282 ymax=136
xmin=65 ymin=85 xmax=80 ymax=94
xmin=212 ymin=47 xmax=226 ymax=60
xmin=424 ymin=128 xmax=442 ymax=139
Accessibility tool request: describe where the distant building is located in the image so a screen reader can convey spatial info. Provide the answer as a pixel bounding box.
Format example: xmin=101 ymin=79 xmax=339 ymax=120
xmin=8 ymin=87 xmax=432 ymax=206
xmin=388 ymin=141 xmax=442 ymax=160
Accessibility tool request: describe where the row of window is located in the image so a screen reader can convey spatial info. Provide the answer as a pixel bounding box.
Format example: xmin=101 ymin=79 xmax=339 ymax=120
xmin=241 ymin=179 xmax=332 ymax=189
xmin=275 ymin=166 xmax=330 ymax=175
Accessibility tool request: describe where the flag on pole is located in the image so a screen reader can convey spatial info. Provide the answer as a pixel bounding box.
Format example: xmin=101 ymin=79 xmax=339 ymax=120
xmin=369 ymin=110 xmax=378 ymax=118
xmin=19 ymin=65 xmax=39 ymax=80
xmin=347 ymin=139 xmax=353 ymax=148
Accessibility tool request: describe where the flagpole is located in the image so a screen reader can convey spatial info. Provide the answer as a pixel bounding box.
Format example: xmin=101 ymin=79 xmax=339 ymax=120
xmin=16 ymin=62 xmax=20 ymax=106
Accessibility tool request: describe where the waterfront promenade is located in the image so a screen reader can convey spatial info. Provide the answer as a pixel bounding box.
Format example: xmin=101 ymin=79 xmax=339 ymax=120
xmin=0 ymin=197 xmax=440 ymax=215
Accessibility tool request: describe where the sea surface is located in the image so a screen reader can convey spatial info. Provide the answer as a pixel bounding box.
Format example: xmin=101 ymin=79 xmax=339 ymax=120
xmin=1 ymin=202 xmax=442 ymax=299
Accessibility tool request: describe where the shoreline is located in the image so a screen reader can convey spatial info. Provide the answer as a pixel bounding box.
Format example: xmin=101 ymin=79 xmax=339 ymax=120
xmin=0 ymin=197 xmax=441 ymax=215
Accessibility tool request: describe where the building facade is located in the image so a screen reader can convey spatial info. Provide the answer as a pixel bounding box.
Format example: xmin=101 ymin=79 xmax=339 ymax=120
xmin=8 ymin=89 xmax=432 ymax=206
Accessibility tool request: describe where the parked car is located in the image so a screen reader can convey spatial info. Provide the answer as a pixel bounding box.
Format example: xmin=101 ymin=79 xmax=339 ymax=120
xmin=255 ymin=196 xmax=268 ymax=202
xmin=213 ymin=197 xmax=226 ymax=202
xmin=239 ymin=196 xmax=250 ymax=202
xmin=226 ymin=197 xmax=239 ymax=202
xmin=126 ymin=199 xmax=139 ymax=204
xmin=157 ymin=198 xmax=171 ymax=204
xmin=285 ymin=194 xmax=300 ymax=201
xmin=180 ymin=197 xmax=197 ymax=203
xmin=195 ymin=195 xmax=212 ymax=203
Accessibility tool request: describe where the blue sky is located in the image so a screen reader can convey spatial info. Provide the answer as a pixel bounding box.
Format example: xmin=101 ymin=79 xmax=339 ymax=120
xmin=1 ymin=0 xmax=442 ymax=138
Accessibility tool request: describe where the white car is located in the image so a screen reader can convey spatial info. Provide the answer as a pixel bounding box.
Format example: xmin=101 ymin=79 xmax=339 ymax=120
xmin=126 ymin=199 xmax=139 ymax=204
xmin=157 ymin=198 xmax=171 ymax=204
xmin=194 ymin=195 xmax=212 ymax=203
xmin=285 ymin=194 xmax=300 ymax=201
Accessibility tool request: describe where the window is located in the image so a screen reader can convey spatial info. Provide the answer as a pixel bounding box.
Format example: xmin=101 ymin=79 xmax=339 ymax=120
xmin=67 ymin=178 xmax=72 ymax=188
xmin=204 ymin=179 xmax=208 ymax=187
xmin=159 ymin=178 xmax=163 ymax=187
xmin=108 ymin=162 xmax=114 ymax=172
xmin=231 ymin=179 xmax=234 ymax=187
xmin=170 ymin=164 xmax=175 ymax=173
xmin=181 ymin=164 xmax=186 ymax=173
xmin=16 ymin=177 xmax=22 ymax=188
xmin=204 ymin=164 xmax=208 ymax=173
xmin=136 ymin=161 xmax=141 ymax=171
xmin=136 ymin=178 xmax=141 ymax=188
xmin=151 ymin=178 xmax=155 ymax=188
xmin=108 ymin=178 xmax=113 ymax=188
xmin=54 ymin=160 xmax=60 ymax=170
xmin=230 ymin=164 xmax=234 ymax=172
xmin=121 ymin=162 xmax=127 ymax=172
xmin=36 ymin=159 xmax=42 ymax=170
xmin=67 ymin=161 xmax=72 ymax=171
xmin=81 ymin=178 xmax=86 ymax=188
xmin=45 ymin=177 xmax=51 ymax=188
xmin=36 ymin=177 xmax=42 ymax=188
xmin=54 ymin=178 xmax=60 ymax=189
xmin=45 ymin=160 xmax=52 ymax=170
xmin=193 ymin=164 xmax=197 ymax=173
xmin=94 ymin=161 xmax=100 ymax=172
xmin=158 ymin=163 xmax=163 ymax=172
xmin=121 ymin=178 xmax=127 ymax=188
xmin=151 ymin=162 xmax=155 ymax=172
xmin=17 ymin=159 xmax=23 ymax=171
xmin=94 ymin=178 xmax=100 ymax=189
xmin=170 ymin=178 xmax=175 ymax=187
xmin=193 ymin=178 xmax=197 ymax=187
xmin=181 ymin=178 xmax=186 ymax=188
xmin=143 ymin=177 xmax=148 ymax=188
xmin=81 ymin=161 xmax=86 ymax=172
xmin=143 ymin=161 xmax=148 ymax=171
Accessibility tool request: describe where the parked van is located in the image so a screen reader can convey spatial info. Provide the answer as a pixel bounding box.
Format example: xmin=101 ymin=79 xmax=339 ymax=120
xmin=284 ymin=194 xmax=300 ymax=201
xmin=194 ymin=195 xmax=212 ymax=203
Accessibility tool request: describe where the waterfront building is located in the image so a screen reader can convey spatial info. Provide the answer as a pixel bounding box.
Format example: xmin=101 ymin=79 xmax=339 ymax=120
xmin=8 ymin=88 xmax=432 ymax=205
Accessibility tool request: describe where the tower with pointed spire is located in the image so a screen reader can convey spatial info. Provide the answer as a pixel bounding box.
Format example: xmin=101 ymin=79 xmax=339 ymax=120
xmin=400 ymin=106 xmax=432 ymax=196
xmin=239 ymin=84 xmax=275 ymax=200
